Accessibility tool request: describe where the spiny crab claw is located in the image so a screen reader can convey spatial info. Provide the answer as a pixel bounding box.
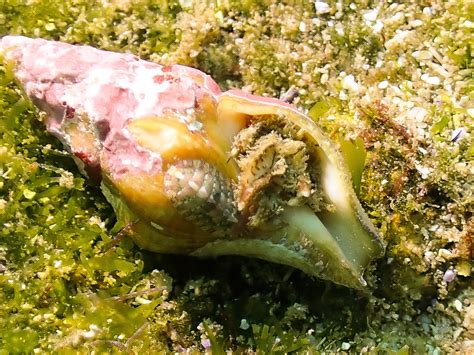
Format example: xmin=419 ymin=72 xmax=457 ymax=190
xmin=0 ymin=36 xmax=384 ymax=289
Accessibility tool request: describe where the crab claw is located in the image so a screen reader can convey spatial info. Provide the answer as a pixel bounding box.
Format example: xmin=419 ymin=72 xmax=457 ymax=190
xmin=1 ymin=36 xmax=384 ymax=288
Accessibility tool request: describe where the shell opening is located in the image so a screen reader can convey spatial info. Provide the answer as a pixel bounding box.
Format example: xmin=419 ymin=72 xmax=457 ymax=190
xmin=230 ymin=115 xmax=331 ymax=230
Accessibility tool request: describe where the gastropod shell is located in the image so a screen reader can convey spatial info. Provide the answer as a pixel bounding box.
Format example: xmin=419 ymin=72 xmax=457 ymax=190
xmin=0 ymin=36 xmax=384 ymax=288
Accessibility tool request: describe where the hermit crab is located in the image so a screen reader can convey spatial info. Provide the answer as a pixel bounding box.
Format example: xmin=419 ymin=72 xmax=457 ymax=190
xmin=0 ymin=36 xmax=384 ymax=289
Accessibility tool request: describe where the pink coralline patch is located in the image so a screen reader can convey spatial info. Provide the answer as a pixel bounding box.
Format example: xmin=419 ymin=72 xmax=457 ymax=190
xmin=153 ymin=75 xmax=165 ymax=84
xmin=102 ymin=130 xmax=163 ymax=178
xmin=88 ymin=84 xmax=137 ymax=126
xmin=168 ymin=64 xmax=222 ymax=96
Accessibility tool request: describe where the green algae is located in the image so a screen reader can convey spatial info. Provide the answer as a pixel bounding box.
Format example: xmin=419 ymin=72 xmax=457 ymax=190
xmin=0 ymin=0 xmax=472 ymax=353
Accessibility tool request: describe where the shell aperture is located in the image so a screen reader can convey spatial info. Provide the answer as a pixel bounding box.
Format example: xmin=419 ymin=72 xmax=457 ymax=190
xmin=0 ymin=36 xmax=384 ymax=288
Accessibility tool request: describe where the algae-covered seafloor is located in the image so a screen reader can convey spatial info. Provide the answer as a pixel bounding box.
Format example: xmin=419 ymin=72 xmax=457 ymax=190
xmin=0 ymin=0 xmax=472 ymax=353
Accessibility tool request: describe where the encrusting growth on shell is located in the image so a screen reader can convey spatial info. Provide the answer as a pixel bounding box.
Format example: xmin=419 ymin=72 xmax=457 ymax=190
xmin=0 ymin=35 xmax=384 ymax=289
xmin=164 ymin=159 xmax=238 ymax=233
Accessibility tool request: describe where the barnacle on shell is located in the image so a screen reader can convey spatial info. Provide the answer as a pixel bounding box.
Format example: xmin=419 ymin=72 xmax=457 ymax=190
xmin=0 ymin=36 xmax=384 ymax=289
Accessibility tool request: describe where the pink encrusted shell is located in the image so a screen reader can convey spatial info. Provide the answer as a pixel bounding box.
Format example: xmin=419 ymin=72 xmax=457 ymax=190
xmin=1 ymin=36 xmax=384 ymax=289
xmin=0 ymin=36 xmax=222 ymax=181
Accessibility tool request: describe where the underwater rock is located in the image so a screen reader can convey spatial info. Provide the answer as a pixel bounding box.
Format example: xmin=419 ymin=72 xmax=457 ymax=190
xmin=0 ymin=36 xmax=384 ymax=288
